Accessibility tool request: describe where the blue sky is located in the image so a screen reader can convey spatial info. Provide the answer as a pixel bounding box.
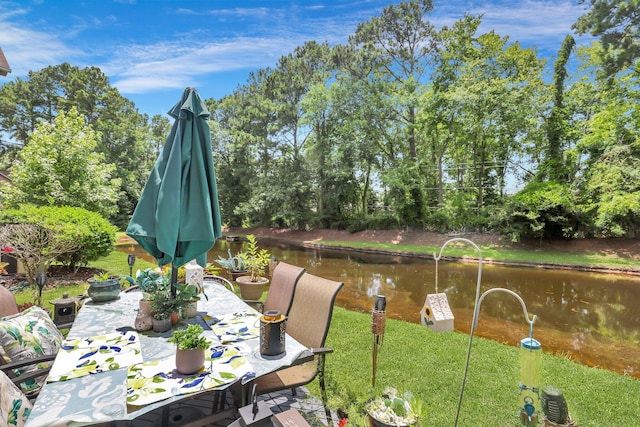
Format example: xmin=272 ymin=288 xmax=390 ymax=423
xmin=0 ymin=0 xmax=591 ymax=118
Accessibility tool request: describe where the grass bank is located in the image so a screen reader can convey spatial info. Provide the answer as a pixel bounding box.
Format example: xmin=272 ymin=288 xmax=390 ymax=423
xmin=293 ymin=239 xmax=640 ymax=273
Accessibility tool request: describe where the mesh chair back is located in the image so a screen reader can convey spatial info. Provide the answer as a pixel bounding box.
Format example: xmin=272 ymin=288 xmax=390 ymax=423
xmin=286 ymin=272 xmax=343 ymax=350
xmin=263 ymin=262 xmax=305 ymax=316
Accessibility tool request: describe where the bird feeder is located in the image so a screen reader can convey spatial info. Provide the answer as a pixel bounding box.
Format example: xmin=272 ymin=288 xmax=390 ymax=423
xmin=520 ymin=337 xmax=541 ymax=426
xmin=50 ymin=293 xmax=78 ymax=325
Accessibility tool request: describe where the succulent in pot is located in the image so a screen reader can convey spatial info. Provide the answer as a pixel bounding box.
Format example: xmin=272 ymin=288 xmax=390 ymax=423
xmin=215 ymin=249 xmax=248 ymax=280
xmin=366 ymin=387 xmax=426 ymax=427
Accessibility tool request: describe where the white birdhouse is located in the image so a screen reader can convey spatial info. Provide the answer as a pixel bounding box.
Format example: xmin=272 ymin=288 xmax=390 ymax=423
xmin=420 ymin=292 xmax=454 ymax=332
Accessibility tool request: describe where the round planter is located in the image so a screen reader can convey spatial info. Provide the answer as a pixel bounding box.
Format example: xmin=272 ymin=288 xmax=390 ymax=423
xmin=175 ymin=348 xmax=205 ymax=375
xmin=135 ymin=300 xmax=153 ymax=331
xmin=235 ymin=276 xmax=269 ymax=301
xmin=153 ymin=317 xmax=171 ymax=333
xmin=87 ymin=278 xmax=121 ymax=302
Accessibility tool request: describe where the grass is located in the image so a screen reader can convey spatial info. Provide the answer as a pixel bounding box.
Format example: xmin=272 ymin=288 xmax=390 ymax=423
xmin=305 ymin=239 xmax=640 ymax=270
xmin=11 ymin=239 xmax=639 ymax=426
xmin=316 ymin=307 xmax=639 ymax=426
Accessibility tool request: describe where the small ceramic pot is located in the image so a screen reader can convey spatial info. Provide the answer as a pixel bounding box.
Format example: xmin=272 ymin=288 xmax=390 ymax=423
xmin=175 ymin=348 xmax=205 ymax=375
xmin=153 ymin=317 xmax=171 ymax=333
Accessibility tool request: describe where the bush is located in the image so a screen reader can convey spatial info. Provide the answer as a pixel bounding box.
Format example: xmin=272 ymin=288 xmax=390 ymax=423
xmin=497 ymin=181 xmax=586 ymax=242
xmin=0 ymin=204 xmax=117 ymax=270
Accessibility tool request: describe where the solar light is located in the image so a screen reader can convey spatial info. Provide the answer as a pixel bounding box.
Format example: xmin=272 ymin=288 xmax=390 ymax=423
xmin=127 ymin=245 xmax=136 ymax=277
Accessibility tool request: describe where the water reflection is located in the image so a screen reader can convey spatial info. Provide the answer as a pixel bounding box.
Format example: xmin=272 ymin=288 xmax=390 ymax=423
xmin=123 ymin=238 xmax=640 ymax=379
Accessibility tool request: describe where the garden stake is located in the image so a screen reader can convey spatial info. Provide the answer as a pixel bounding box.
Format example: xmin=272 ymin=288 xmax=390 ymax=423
xmin=371 ymin=295 xmax=386 ymax=387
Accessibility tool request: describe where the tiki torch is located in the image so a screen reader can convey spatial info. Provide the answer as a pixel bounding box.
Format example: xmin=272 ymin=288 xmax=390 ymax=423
xmin=372 ymin=295 xmax=386 ymax=387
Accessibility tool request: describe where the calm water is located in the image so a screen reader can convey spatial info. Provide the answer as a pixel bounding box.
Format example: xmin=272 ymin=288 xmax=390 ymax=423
xmin=123 ymin=238 xmax=640 ymax=379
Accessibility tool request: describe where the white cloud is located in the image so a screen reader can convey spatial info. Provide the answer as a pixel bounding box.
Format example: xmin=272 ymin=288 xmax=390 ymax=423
xmin=432 ymin=0 xmax=589 ymax=53
xmin=109 ymin=37 xmax=294 ymax=94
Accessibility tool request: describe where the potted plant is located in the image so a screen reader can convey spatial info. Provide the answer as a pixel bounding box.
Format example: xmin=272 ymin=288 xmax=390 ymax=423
xmin=215 ymin=248 xmax=249 ymax=280
xmin=235 ymin=235 xmax=272 ymax=300
xmin=175 ymin=282 xmax=207 ymax=318
xmin=87 ymin=272 xmax=123 ymax=302
xmin=168 ymin=324 xmax=211 ymax=374
xmin=366 ymin=387 xmax=426 ymax=427
xmin=150 ymin=289 xmax=183 ymax=332
xmin=131 ymin=268 xmax=169 ymax=331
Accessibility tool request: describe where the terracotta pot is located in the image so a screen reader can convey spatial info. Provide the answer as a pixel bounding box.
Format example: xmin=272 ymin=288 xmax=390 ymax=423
xmin=135 ymin=300 xmax=153 ymax=331
xmin=175 ymin=348 xmax=205 ymax=375
xmin=170 ymin=312 xmax=180 ymax=325
xmin=235 ymin=276 xmax=269 ymax=300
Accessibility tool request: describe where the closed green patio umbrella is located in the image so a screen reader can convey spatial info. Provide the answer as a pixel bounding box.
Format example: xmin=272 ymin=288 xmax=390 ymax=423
xmin=126 ymin=87 xmax=222 ymax=292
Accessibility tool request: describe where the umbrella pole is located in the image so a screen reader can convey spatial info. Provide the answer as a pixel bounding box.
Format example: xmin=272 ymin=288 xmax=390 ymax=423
xmin=171 ymin=242 xmax=180 ymax=297
xmin=170 ymin=265 xmax=177 ymax=297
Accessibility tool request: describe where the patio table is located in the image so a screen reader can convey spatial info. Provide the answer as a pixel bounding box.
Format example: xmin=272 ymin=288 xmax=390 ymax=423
xmin=25 ymin=281 xmax=309 ymax=427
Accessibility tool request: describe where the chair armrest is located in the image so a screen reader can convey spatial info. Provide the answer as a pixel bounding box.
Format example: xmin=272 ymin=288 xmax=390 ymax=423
xmin=308 ymin=347 xmax=333 ymax=355
xmin=291 ymin=347 xmax=333 ymax=366
xmin=1 ymin=354 xmax=56 ymax=371
xmin=1 ymin=354 xmax=55 ymax=390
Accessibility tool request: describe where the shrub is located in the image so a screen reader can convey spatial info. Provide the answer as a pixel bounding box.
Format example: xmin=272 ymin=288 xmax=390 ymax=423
xmin=0 ymin=204 xmax=117 ymax=270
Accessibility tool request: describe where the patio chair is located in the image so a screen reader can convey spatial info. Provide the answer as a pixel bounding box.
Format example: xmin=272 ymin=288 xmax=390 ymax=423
xmin=0 ymin=288 xmax=67 ymax=400
xmin=247 ymin=262 xmax=305 ymax=315
xmin=239 ymin=272 xmax=343 ymax=418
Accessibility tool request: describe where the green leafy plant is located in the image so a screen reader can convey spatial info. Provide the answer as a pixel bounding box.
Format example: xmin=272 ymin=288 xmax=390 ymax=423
xmin=91 ymin=272 xmax=111 ymax=281
xmin=203 ymin=263 xmax=221 ymax=276
xmin=175 ymin=282 xmax=208 ymax=302
xmin=133 ymin=268 xmax=169 ymax=300
xmin=238 ymin=235 xmax=271 ymax=281
xmin=150 ymin=289 xmax=182 ymax=320
xmin=168 ymin=324 xmax=211 ymax=350
xmin=214 ymin=249 xmax=247 ymax=272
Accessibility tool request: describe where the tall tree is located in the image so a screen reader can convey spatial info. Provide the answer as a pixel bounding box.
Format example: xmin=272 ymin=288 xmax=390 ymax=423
xmin=3 ymin=108 xmax=121 ymax=218
xmin=573 ymin=0 xmax=640 ymax=76
xmin=544 ymin=35 xmax=576 ymax=182
xmin=0 ymin=63 xmax=155 ymax=226
xmin=349 ymin=0 xmax=439 ymax=225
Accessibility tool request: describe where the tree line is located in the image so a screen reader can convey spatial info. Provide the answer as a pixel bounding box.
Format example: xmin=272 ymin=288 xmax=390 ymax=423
xmin=1 ymin=0 xmax=638 ymax=240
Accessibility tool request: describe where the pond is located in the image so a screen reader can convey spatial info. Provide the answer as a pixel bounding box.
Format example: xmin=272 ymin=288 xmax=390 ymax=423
xmin=122 ymin=237 xmax=640 ymax=379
